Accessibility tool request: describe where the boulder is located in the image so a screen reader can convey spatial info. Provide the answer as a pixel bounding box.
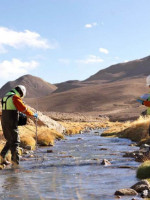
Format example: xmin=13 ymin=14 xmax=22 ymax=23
xmin=114 ymin=189 xmax=138 ymax=196
xmin=131 ymin=180 xmax=150 ymax=193
xmin=28 ymin=106 xmax=66 ymax=134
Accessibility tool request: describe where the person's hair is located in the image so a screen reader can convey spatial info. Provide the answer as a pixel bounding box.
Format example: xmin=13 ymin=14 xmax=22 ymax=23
xmin=15 ymin=86 xmax=23 ymax=97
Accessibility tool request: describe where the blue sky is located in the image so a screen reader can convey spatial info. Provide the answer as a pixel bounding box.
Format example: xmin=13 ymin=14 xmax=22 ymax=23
xmin=0 ymin=0 xmax=150 ymax=87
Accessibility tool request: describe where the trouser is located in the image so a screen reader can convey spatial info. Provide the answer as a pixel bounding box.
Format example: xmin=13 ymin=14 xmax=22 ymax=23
xmin=1 ymin=110 xmax=20 ymax=164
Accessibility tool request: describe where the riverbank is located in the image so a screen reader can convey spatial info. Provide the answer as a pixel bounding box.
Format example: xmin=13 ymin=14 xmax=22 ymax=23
xmin=0 ymin=129 xmax=141 ymax=200
xmin=0 ymin=111 xmax=110 ymax=168
xmin=101 ymin=116 xmax=150 ymax=145
xmin=101 ymin=115 xmax=150 ymax=197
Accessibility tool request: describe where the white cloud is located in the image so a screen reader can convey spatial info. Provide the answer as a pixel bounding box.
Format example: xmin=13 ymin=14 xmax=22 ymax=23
xmin=124 ymin=60 xmax=129 ymax=63
xmin=99 ymin=48 xmax=109 ymax=54
xmin=58 ymin=58 xmax=70 ymax=65
xmin=0 ymin=27 xmax=57 ymax=52
xmin=0 ymin=58 xmax=39 ymax=79
xmin=76 ymin=55 xmax=103 ymax=64
xmin=85 ymin=22 xmax=97 ymax=28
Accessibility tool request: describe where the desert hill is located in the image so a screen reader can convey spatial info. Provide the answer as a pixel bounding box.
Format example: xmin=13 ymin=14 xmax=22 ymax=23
xmin=1 ymin=55 xmax=150 ymax=121
xmin=0 ymin=74 xmax=57 ymax=98
xmin=86 ymin=56 xmax=150 ymax=82
xmin=26 ymin=55 xmax=150 ymax=121
xmin=26 ymin=77 xmax=147 ymax=121
xmin=54 ymin=80 xmax=81 ymax=93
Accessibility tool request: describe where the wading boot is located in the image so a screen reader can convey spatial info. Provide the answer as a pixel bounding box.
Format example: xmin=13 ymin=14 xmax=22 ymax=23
xmin=0 ymin=156 xmax=11 ymax=165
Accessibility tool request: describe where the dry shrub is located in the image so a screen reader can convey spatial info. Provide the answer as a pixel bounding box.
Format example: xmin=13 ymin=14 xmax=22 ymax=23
xmin=102 ymin=116 xmax=150 ymax=143
xmin=19 ymin=125 xmax=36 ymax=149
xmin=61 ymin=121 xmax=107 ymax=135
xmin=37 ymin=127 xmax=64 ymax=146
xmin=19 ymin=125 xmax=36 ymax=138
xmin=19 ymin=125 xmax=64 ymax=147
xmin=20 ymin=135 xmax=36 ymax=149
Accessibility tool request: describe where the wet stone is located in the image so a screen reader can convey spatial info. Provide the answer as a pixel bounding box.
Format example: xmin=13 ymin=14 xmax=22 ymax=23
xmin=47 ymin=150 xmax=53 ymax=153
xmin=118 ymin=166 xmax=134 ymax=169
xmin=114 ymin=188 xmax=138 ymax=196
xmin=131 ymin=180 xmax=150 ymax=193
xmin=123 ymin=152 xmax=136 ymax=158
xmin=92 ymin=158 xmax=99 ymax=161
xmin=115 ymin=195 xmax=121 ymax=199
xmin=101 ymin=159 xmax=111 ymax=166
xmin=25 ymin=146 xmax=32 ymax=150
xmin=29 ymin=155 xmax=34 ymax=158
xmin=141 ymin=189 xmax=150 ymax=198
xmin=99 ymin=148 xmax=108 ymax=151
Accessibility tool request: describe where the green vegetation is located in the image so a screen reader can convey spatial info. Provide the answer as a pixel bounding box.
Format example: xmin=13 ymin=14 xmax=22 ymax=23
xmin=137 ymin=161 xmax=150 ymax=179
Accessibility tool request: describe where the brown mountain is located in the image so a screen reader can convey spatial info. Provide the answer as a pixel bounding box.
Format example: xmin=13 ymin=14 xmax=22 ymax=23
xmin=86 ymin=56 xmax=150 ymax=82
xmin=0 ymin=74 xmax=57 ymax=98
xmin=1 ymin=55 xmax=150 ymax=121
xmin=26 ymin=55 xmax=150 ymax=121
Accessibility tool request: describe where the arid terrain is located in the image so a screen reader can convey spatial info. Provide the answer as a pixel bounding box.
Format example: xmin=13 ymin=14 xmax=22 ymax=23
xmin=0 ymin=55 xmax=150 ymax=121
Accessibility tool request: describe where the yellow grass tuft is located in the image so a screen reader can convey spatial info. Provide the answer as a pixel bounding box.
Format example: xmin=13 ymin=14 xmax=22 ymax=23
xmin=20 ymin=135 xmax=36 ymax=150
xmin=61 ymin=121 xmax=107 ymax=135
xmin=37 ymin=127 xmax=64 ymax=146
xmin=102 ymin=116 xmax=150 ymax=143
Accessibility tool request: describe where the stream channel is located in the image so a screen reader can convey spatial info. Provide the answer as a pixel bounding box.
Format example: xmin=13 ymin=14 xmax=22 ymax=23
xmin=0 ymin=129 xmax=144 ymax=200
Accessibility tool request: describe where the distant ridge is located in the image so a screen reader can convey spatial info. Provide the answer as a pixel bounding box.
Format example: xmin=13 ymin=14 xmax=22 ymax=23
xmin=0 ymin=74 xmax=57 ymax=98
xmin=26 ymin=55 xmax=150 ymax=121
xmin=85 ymin=56 xmax=150 ymax=82
xmin=1 ymin=55 xmax=150 ymax=121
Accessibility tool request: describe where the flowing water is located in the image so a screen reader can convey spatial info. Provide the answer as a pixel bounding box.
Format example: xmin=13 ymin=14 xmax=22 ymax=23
xmin=0 ymin=129 xmax=143 ymax=200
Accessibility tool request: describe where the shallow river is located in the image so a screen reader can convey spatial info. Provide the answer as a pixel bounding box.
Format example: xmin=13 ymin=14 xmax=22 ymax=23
xmin=0 ymin=129 xmax=143 ymax=200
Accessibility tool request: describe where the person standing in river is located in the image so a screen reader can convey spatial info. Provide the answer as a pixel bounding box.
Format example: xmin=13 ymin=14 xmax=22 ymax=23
xmin=0 ymin=85 xmax=38 ymax=166
xmin=137 ymin=75 xmax=150 ymax=135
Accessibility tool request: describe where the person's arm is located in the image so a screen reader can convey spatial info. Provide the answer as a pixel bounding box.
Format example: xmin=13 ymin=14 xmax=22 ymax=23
xmin=143 ymin=100 xmax=150 ymax=107
xmin=13 ymin=95 xmax=34 ymax=116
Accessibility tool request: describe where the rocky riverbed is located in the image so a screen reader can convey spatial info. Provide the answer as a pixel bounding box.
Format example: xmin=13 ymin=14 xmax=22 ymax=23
xmin=0 ymin=129 xmax=145 ymax=200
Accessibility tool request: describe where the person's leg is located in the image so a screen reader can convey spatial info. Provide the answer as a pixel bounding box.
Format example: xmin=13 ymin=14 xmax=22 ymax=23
xmin=1 ymin=142 xmax=10 ymax=159
xmin=0 ymin=125 xmax=12 ymax=165
xmin=10 ymin=127 xmax=20 ymax=165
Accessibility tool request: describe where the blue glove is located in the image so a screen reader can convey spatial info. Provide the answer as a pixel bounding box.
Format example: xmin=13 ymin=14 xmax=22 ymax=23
xmin=33 ymin=113 xmax=38 ymax=118
xmin=136 ymin=99 xmax=144 ymax=104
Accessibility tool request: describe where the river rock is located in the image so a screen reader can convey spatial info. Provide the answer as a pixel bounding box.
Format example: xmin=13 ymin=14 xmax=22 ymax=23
xmin=114 ymin=189 xmax=138 ymax=196
xmin=123 ymin=152 xmax=136 ymax=158
xmin=141 ymin=189 xmax=150 ymax=198
xmin=25 ymin=145 xmax=32 ymax=150
xmin=115 ymin=195 xmax=121 ymax=199
xmin=101 ymin=159 xmax=111 ymax=166
xmin=131 ymin=180 xmax=150 ymax=193
xmin=28 ymin=106 xmax=66 ymax=134
xmin=100 ymin=148 xmax=108 ymax=151
xmin=47 ymin=150 xmax=53 ymax=153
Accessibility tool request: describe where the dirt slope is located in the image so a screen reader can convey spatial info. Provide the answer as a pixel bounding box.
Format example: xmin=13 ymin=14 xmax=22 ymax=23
xmin=0 ymin=74 xmax=57 ymax=98
xmin=86 ymin=56 xmax=150 ymax=82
